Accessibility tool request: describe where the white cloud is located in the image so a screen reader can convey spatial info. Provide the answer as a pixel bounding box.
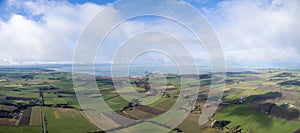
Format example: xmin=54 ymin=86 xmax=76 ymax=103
xmin=203 ymin=0 xmax=300 ymax=65
xmin=0 ymin=0 xmax=299 ymax=68
xmin=0 ymin=0 xmax=105 ymax=65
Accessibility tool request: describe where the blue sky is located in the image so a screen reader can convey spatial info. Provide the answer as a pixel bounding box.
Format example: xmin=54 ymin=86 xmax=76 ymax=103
xmin=68 ymin=0 xmax=117 ymax=5
xmin=0 ymin=0 xmax=221 ymax=21
xmin=0 ymin=0 xmax=299 ymax=68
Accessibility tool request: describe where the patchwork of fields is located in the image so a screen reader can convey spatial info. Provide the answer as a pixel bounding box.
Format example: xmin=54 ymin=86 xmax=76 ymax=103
xmin=0 ymin=68 xmax=100 ymax=133
xmin=0 ymin=68 xmax=299 ymax=133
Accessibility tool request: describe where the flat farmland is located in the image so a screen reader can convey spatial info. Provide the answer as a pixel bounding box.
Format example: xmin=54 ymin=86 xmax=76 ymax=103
xmin=43 ymin=98 xmax=67 ymax=105
xmin=0 ymin=118 xmax=17 ymax=125
xmin=18 ymin=108 xmax=32 ymax=126
xmin=101 ymin=93 xmax=128 ymax=111
xmin=0 ymin=90 xmax=39 ymax=98
xmin=177 ymin=114 xmax=202 ymax=133
xmin=213 ymin=105 xmax=300 ymax=133
xmin=152 ymin=99 xmax=176 ymax=111
xmin=125 ymin=105 xmax=166 ymax=120
xmin=135 ymin=105 xmax=165 ymax=115
xmin=0 ymin=125 xmax=42 ymax=133
xmin=30 ymin=107 xmax=42 ymax=126
xmin=44 ymin=107 xmax=98 ymax=133
xmin=125 ymin=109 xmax=154 ymax=119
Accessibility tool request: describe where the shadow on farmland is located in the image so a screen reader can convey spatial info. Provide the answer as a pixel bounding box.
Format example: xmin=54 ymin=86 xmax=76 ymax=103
xmin=273 ymin=72 xmax=292 ymax=78
xmin=216 ymin=104 xmax=275 ymax=129
xmin=200 ymin=79 xmax=211 ymax=87
xmin=271 ymin=105 xmax=299 ymax=121
xmin=227 ymin=71 xmax=260 ymax=77
xmin=294 ymin=128 xmax=300 ymax=133
xmin=248 ymin=92 xmax=282 ymax=104
xmin=216 ymin=92 xmax=286 ymax=129
xmin=279 ymin=80 xmax=300 ymax=86
xmin=223 ymin=91 xmax=299 ymax=121
xmin=96 ymin=76 xmax=114 ymax=86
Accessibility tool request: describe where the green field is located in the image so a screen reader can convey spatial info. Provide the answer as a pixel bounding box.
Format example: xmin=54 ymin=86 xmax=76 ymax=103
xmin=0 ymin=90 xmax=39 ymax=98
xmin=44 ymin=107 xmax=98 ymax=133
xmin=0 ymin=125 xmax=42 ymax=133
xmin=44 ymin=98 xmax=68 ymax=105
xmin=0 ymin=68 xmax=300 ymax=133
xmin=30 ymin=107 xmax=42 ymax=126
xmin=214 ymin=105 xmax=300 ymax=133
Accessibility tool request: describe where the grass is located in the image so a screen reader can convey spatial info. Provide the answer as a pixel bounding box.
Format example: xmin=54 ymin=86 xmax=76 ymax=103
xmin=0 ymin=90 xmax=39 ymax=98
xmin=104 ymin=95 xmax=128 ymax=111
xmin=30 ymin=107 xmax=42 ymax=126
xmin=4 ymin=100 xmax=30 ymax=104
xmin=43 ymin=93 xmax=58 ymax=98
xmin=44 ymin=107 xmax=98 ymax=133
xmin=131 ymin=85 xmax=145 ymax=92
xmin=222 ymin=89 xmax=267 ymax=102
xmin=152 ymin=99 xmax=176 ymax=111
xmin=213 ymin=104 xmax=300 ymax=133
xmin=177 ymin=114 xmax=202 ymax=133
xmin=178 ymin=119 xmax=201 ymax=133
xmin=44 ymin=98 xmax=67 ymax=105
xmin=226 ymin=84 xmax=256 ymax=90
xmin=101 ymin=93 xmax=128 ymax=111
xmin=281 ymin=85 xmax=300 ymax=90
xmin=50 ymin=80 xmax=74 ymax=90
xmin=0 ymin=125 xmax=42 ymax=133
xmin=148 ymin=97 xmax=169 ymax=107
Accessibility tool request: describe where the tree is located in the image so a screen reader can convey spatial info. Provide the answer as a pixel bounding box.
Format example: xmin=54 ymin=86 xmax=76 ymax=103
xmin=213 ymin=120 xmax=231 ymax=130
xmin=125 ymin=99 xmax=141 ymax=110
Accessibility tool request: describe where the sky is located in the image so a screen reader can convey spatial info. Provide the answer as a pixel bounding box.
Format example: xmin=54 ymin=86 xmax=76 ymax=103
xmin=0 ymin=0 xmax=299 ymax=68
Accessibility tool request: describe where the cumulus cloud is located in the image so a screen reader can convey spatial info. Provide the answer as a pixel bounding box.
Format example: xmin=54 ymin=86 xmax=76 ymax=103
xmin=0 ymin=0 xmax=299 ymax=68
xmin=1 ymin=0 xmax=203 ymax=66
xmin=202 ymin=0 xmax=300 ymax=65
xmin=0 ymin=0 xmax=105 ymax=65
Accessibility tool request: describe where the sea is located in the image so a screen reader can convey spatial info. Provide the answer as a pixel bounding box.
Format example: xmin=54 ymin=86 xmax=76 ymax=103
xmin=47 ymin=64 xmax=257 ymax=76
xmin=2 ymin=63 xmax=298 ymax=76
